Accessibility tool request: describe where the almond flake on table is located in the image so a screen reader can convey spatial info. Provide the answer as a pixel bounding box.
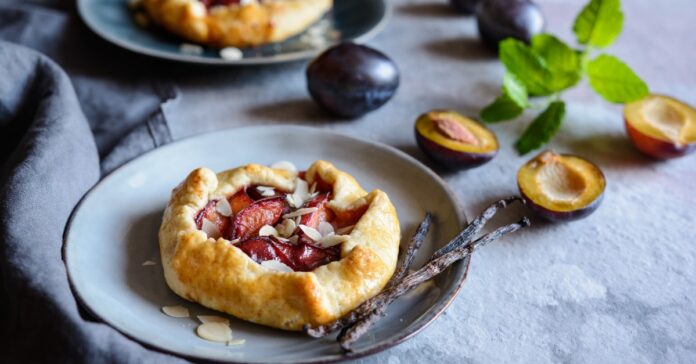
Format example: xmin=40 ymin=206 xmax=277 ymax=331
xmin=141 ymin=260 xmax=157 ymax=266
xmin=298 ymin=224 xmax=322 ymax=241
xmin=282 ymin=207 xmax=318 ymax=219
xmin=261 ymin=260 xmax=293 ymax=272
xmin=215 ymin=198 xmax=232 ymax=216
xmin=258 ymin=225 xmax=279 ymax=237
xmin=179 ymin=43 xmax=203 ymax=55
xmin=196 ymin=322 xmax=233 ymax=343
xmin=270 ymin=160 xmax=297 ymax=172
xmin=162 ymin=305 xmax=189 ymax=318
xmin=198 ymin=315 xmax=230 ymax=325
xmin=220 ymin=47 xmax=243 ymax=61
xmin=201 ymin=218 xmax=221 ymax=239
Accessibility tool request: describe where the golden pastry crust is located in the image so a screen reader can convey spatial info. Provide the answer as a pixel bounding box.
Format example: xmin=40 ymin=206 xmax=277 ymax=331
xmin=159 ymin=160 xmax=400 ymax=330
xmin=141 ymin=0 xmax=333 ymax=47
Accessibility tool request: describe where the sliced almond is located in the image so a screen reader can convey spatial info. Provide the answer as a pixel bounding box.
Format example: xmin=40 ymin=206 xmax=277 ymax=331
xmin=141 ymin=260 xmax=157 ymax=266
xmin=227 ymin=339 xmax=246 ymax=346
xmin=288 ymin=235 xmax=299 ymax=244
xmin=201 ymin=218 xmax=221 ymax=239
xmin=258 ymin=225 xmax=279 ymax=237
xmin=298 ymin=224 xmax=322 ymax=241
xmin=317 ymin=234 xmax=348 ymax=248
xmin=309 ymin=182 xmax=317 ymax=194
xmin=317 ymin=221 xmax=334 ymax=237
xmin=282 ymin=207 xmax=318 ymax=219
xmin=260 ymin=260 xmax=294 ymax=272
xmin=198 ymin=315 xmax=230 ymax=325
xmin=162 ymin=305 xmax=189 ymax=318
xmin=292 ymin=179 xmax=310 ymax=205
xmin=219 ymin=47 xmax=243 ymax=61
xmin=229 ymin=238 xmax=240 ymax=245
xmin=260 ymin=189 xmax=275 ymax=197
xmin=270 ymin=161 xmax=297 ymax=172
xmin=179 ymin=43 xmax=203 ymax=55
xmin=196 ymin=322 xmax=232 ymax=343
xmin=336 ymin=224 xmax=355 ymax=235
xmin=275 ymin=219 xmax=297 ymax=238
xmin=215 ymin=198 xmax=232 ymax=217
xmin=286 ymin=194 xmax=297 ymax=208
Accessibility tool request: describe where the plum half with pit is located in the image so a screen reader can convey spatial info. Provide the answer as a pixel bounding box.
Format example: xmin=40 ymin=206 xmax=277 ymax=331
xmin=624 ymin=94 xmax=696 ymax=159
xmin=476 ymin=0 xmax=544 ymax=50
xmin=306 ymin=42 xmax=399 ymax=118
xmin=518 ymin=150 xmax=605 ymax=222
xmin=415 ymin=110 xmax=499 ymax=169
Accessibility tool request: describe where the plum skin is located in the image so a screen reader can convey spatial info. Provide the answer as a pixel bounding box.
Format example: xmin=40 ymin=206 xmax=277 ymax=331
xmin=306 ymin=42 xmax=399 ymax=118
xmin=415 ymin=129 xmax=497 ymax=169
xmin=476 ymin=0 xmax=545 ymax=50
xmin=519 ymin=188 xmax=604 ymax=223
xmin=625 ymin=119 xmax=696 ymax=159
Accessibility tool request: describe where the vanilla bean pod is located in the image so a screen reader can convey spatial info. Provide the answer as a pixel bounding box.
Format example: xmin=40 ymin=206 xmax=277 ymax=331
xmin=304 ymin=213 xmax=433 ymax=338
xmin=339 ymin=217 xmax=531 ymax=351
xmin=431 ymin=196 xmax=522 ymax=259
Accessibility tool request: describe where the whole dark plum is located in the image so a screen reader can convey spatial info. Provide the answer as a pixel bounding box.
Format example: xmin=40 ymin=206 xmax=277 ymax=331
xmin=476 ymin=0 xmax=544 ymax=50
xmin=306 ymin=42 xmax=399 ymax=118
xmin=450 ymin=0 xmax=481 ymax=15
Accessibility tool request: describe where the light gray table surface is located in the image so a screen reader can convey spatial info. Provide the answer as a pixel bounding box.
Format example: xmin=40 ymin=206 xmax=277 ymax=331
xmin=165 ymin=0 xmax=696 ymax=362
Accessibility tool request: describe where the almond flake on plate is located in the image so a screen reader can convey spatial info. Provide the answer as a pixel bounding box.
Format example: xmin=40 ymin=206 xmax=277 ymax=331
xmin=198 ymin=315 xmax=230 ymax=325
xmin=336 ymin=224 xmax=355 ymax=235
xmin=179 ymin=43 xmax=203 ymax=55
xmin=141 ymin=260 xmax=157 ymax=266
xmin=282 ymin=207 xmax=317 ymax=219
xmin=162 ymin=305 xmax=189 ymax=318
xmin=270 ymin=161 xmax=297 ymax=172
xmin=201 ymin=218 xmax=221 ymax=239
xmin=298 ymin=224 xmax=322 ymax=241
xmin=215 ymin=198 xmax=232 ymax=216
xmin=196 ymin=322 xmax=233 ymax=343
xmin=227 ymin=339 xmax=246 ymax=346
xmin=258 ymin=225 xmax=279 ymax=237
xmin=260 ymin=260 xmax=293 ymax=272
xmin=220 ymin=47 xmax=243 ymax=60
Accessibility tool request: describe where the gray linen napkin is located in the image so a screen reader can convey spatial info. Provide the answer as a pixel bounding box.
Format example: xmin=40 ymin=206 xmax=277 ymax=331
xmin=0 ymin=1 xmax=186 ymax=362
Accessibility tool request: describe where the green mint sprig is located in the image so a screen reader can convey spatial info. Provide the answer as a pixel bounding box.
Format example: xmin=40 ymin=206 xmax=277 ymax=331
xmin=480 ymin=0 xmax=649 ymax=155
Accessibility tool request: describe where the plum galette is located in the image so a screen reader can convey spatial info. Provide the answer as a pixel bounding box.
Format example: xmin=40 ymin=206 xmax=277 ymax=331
xmin=158 ymin=160 xmax=400 ymax=330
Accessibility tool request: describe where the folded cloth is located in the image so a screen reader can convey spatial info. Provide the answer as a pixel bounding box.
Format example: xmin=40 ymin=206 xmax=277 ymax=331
xmin=0 ymin=2 xmax=184 ymax=362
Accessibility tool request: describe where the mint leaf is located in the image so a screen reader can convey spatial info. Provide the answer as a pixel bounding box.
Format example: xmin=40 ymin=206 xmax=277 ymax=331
xmin=481 ymin=73 xmax=528 ymax=122
xmin=481 ymin=94 xmax=525 ymax=122
xmin=515 ymin=101 xmax=566 ymax=155
xmin=573 ymin=0 xmax=624 ymax=48
xmin=531 ymin=34 xmax=583 ymax=91
xmin=587 ymin=54 xmax=649 ymax=103
xmin=499 ymin=38 xmax=552 ymax=96
xmin=503 ymin=73 xmax=528 ymax=107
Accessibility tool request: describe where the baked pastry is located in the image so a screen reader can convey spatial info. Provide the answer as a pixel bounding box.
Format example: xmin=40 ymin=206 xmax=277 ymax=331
xmin=159 ymin=160 xmax=400 ymax=330
xmin=140 ymin=0 xmax=333 ymax=47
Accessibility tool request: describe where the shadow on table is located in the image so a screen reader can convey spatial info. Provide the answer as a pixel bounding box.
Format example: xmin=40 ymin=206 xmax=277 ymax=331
xmin=244 ymin=98 xmax=363 ymax=124
xmin=566 ymin=132 xmax=658 ymax=171
xmin=423 ymin=37 xmax=496 ymax=62
xmin=396 ymin=3 xmax=462 ymax=18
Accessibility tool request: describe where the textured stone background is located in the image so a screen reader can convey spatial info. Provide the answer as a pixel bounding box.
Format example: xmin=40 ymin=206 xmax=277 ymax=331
xmin=169 ymin=0 xmax=696 ymax=362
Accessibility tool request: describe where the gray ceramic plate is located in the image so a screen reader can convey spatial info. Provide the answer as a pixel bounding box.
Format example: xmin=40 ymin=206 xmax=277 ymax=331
xmin=77 ymin=0 xmax=389 ymax=65
xmin=64 ymin=126 xmax=470 ymax=363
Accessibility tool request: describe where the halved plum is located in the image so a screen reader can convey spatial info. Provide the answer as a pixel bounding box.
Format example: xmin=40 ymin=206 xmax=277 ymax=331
xmin=624 ymin=94 xmax=696 ymax=159
xmin=517 ymin=150 xmax=605 ymax=222
xmin=231 ymin=196 xmax=286 ymax=240
xmin=415 ymin=110 xmax=499 ymax=169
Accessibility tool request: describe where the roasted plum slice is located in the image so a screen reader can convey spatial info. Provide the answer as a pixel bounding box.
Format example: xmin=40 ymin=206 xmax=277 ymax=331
xmin=518 ymin=150 xmax=605 ymax=222
xmin=415 ymin=110 xmax=499 ymax=169
xmin=333 ymin=204 xmax=368 ymax=230
xmin=298 ymin=193 xmax=334 ymax=229
xmin=231 ymin=196 xmax=286 ymax=240
xmin=624 ymin=94 xmax=696 ymax=159
xmin=237 ymin=236 xmax=340 ymax=272
xmin=228 ymin=189 xmax=254 ymax=215
xmin=195 ymin=200 xmax=231 ymax=238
